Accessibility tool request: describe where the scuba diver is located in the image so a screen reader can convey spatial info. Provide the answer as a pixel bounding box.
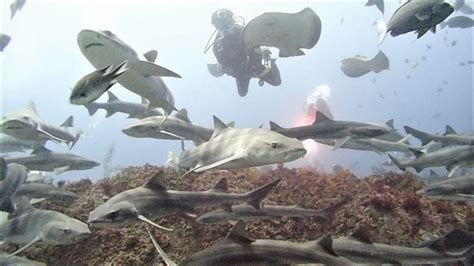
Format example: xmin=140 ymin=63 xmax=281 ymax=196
xmin=205 ymin=9 xmax=281 ymax=97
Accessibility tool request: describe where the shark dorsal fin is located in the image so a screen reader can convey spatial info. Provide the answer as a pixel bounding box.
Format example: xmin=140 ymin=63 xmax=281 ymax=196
xmin=173 ymin=109 xmax=191 ymax=123
xmin=107 ymin=91 xmax=120 ymax=102
xmin=141 ymin=97 xmax=148 ymax=105
xmin=350 ymin=227 xmax=373 ymax=243
xmin=445 ymin=125 xmax=456 ymax=135
xmin=211 ymin=115 xmax=230 ymax=139
xmin=429 ymin=170 xmax=439 ymax=177
xmin=314 ymin=111 xmax=332 ymax=124
xmin=409 ymin=148 xmax=424 ymax=158
xmin=227 ymin=121 xmax=235 ymax=128
xmin=143 ymin=171 xmax=167 ymax=191
xmin=269 ymin=121 xmax=283 ymax=131
xmin=31 ymin=146 xmax=52 ymax=154
xmin=27 ymin=102 xmax=39 ymax=115
xmin=210 ymin=177 xmax=228 ymax=193
xmin=16 ymin=196 xmax=35 ymax=215
xmin=1 ymin=157 xmax=6 ymax=180
xmin=61 ymin=116 xmax=74 ymax=127
xmin=295 ymin=198 xmax=305 ymax=208
xmin=225 ymin=221 xmax=255 ymax=244
xmin=385 ymin=119 xmax=394 ymax=129
xmin=143 ymin=50 xmax=158 ymax=63
xmin=317 ymin=234 xmax=337 ymax=256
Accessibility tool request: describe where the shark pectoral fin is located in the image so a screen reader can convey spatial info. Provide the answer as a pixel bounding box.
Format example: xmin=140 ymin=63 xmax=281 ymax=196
xmin=133 ymin=61 xmax=182 ymax=78
xmin=194 ymin=154 xmax=243 ymax=173
xmin=225 ymin=221 xmax=255 ymax=244
xmin=145 ymin=224 xmax=177 ymax=266
xmin=37 ymin=128 xmax=65 ymax=144
xmin=333 ymin=136 xmax=351 ymax=150
xmin=447 ymin=164 xmax=460 ymax=177
xmin=159 ymin=130 xmax=185 ymax=140
xmin=105 ymin=110 xmax=116 ymax=118
xmin=29 ymin=198 xmax=46 ymax=204
xmin=138 ymin=214 xmax=173 ymax=232
xmin=54 ymin=166 xmax=70 ymax=175
xmin=8 ymin=236 xmax=42 ymax=257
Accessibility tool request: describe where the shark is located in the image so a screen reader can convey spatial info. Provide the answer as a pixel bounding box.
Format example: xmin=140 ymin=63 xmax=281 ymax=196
xmin=16 ymin=182 xmax=80 ymax=204
xmin=331 ymin=227 xmax=473 ymax=264
xmin=87 ymin=171 xmax=280 ymax=230
xmin=416 ymin=174 xmax=474 ymax=205
xmin=122 ymin=109 xmax=213 ymax=145
xmin=0 ymin=135 xmax=46 ymax=154
xmin=0 ymin=197 xmax=91 ymax=257
xmin=77 ymin=29 xmax=181 ymax=114
xmin=4 ymin=146 xmax=100 ymax=175
xmin=170 ymin=116 xmax=306 ymax=174
xmin=83 ymin=91 xmax=163 ymax=119
xmin=196 ymin=198 xmax=349 ymax=224
xmin=270 ymin=111 xmax=395 ymax=150
xmin=0 ymin=251 xmax=45 ymax=266
xmin=0 ymin=102 xmax=82 ymax=149
xmin=181 ymin=221 xmax=352 ymax=265
xmin=405 ymin=125 xmax=474 ymax=147
xmin=0 ymin=158 xmax=28 ymax=212
xmin=388 ymin=144 xmax=474 ymax=177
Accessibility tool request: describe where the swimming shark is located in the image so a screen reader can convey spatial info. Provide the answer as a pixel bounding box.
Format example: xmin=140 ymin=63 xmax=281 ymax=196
xmin=122 ymin=109 xmax=213 ymax=145
xmin=0 ymin=135 xmax=46 ymax=154
xmin=181 ymin=221 xmax=351 ymax=265
xmin=77 ymin=29 xmax=181 ymax=114
xmin=171 ymin=116 xmax=306 ymax=174
xmin=88 ymin=171 xmax=280 ymax=230
xmin=270 ymin=111 xmax=394 ymax=150
xmin=388 ymin=144 xmax=474 ymax=177
xmin=83 ymin=91 xmax=163 ymax=119
xmin=416 ymin=174 xmax=474 ymax=205
xmin=0 ymin=196 xmax=91 ymax=257
xmin=405 ymin=125 xmax=474 ymax=146
xmin=332 ymin=227 xmax=473 ymax=264
xmin=0 ymin=102 xmax=82 ymax=149
xmin=16 ymin=182 xmax=80 ymax=204
xmin=5 ymin=146 xmax=100 ymax=174
xmin=0 ymin=251 xmax=45 ymax=266
xmin=0 ymin=158 xmax=28 ymax=212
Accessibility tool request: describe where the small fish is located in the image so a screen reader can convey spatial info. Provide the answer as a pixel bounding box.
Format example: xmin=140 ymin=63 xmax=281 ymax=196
xmin=404 ymin=58 xmax=409 ymax=63
xmin=427 ymin=44 xmax=431 ymax=49
xmin=0 ymin=34 xmax=11 ymax=52
xmin=70 ymin=61 xmax=128 ymax=105
xmin=451 ymin=40 xmax=457 ymax=46
xmin=421 ymin=56 xmax=426 ymax=61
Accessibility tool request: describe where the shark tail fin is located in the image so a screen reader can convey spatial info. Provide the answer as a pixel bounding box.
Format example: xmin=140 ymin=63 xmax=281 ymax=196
xmin=84 ymin=104 xmax=98 ymax=116
xmin=69 ymin=129 xmax=82 ymax=150
xmin=245 ymin=178 xmax=281 ymax=210
xmin=374 ymin=20 xmax=387 ymax=46
xmin=387 ymin=154 xmax=405 ymax=171
xmin=404 ymin=126 xmax=432 ymax=146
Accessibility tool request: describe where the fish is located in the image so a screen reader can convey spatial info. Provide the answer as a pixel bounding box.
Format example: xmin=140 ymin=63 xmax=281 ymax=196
xmin=366 ymin=0 xmax=384 ymax=14
xmin=122 ymin=109 xmax=213 ymax=145
xmin=0 ymin=102 xmax=82 ymax=149
xmin=0 ymin=251 xmax=45 ymax=266
xmin=455 ymin=0 xmax=474 ymax=15
xmin=10 ymin=0 xmax=26 ymax=20
xmin=388 ymin=144 xmax=474 ymax=177
xmin=87 ymin=171 xmax=280 ymax=229
xmin=340 ymin=51 xmax=390 ymax=78
xmin=451 ymin=40 xmax=457 ymax=46
xmin=416 ymin=174 xmax=474 ymax=202
xmin=0 ymin=34 xmax=11 ymax=52
xmin=375 ymin=0 xmax=454 ymax=44
xmin=77 ymin=30 xmax=181 ymax=114
xmin=171 ymin=116 xmax=306 ymax=174
xmin=70 ymin=61 xmax=128 ymax=105
xmin=0 ymin=135 xmax=46 ymax=153
xmin=440 ymin=16 xmax=474 ymax=29
xmin=196 ymin=198 xmax=349 ymax=224
xmin=83 ymin=91 xmax=163 ymax=119
xmin=0 ymin=158 xmax=28 ymax=213
xmin=5 ymin=146 xmax=100 ymax=175
xmin=16 ymin=182 xmax=80 ymax=204
xmin=404 ymin=125 xmax=474 ymax=146
xmin=241 ymin=8 xmax=321 ymax=57
xmin=0 ymin=196 xmax=90 ymax=257
xmin=332 ymin=227 xmax=473 ymax=264
xmin=181 ymin=221 xmax=351 ymax=265
xmin=270 ymin=111 xmax=394 ymax=150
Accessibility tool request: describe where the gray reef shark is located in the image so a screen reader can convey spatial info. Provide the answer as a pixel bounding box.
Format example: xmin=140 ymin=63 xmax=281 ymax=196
xmin=405 ymin=125 xmax=474 ymax=146
xmin=417 ymin=174 xmax=474 ymax=205
xmin=388 ymin=144 xmax=474 ymax=177
xmin=77 ymin=29 xmax=181 ymax=114
xmin=5 ymin=146 xmax=99 ymax=174
xmin=270 ymin=111 xmax=394 ymax=150
xmin=171 ymin=116 xmax=306 ymax=174
xmin=0 ymin=197 xmax=90 ymax=256
xmin=0 ymin=102 xmax=82 ymax=149
xmin=88 ymin=171 xmax=280 ymax=230
xmin=0 ymin=158 xmax=28 ymax=212
xmin=0 ymin=135 xmax=45 ymax=154
xmin=16 ymin=182 xmax=80 ymax=204
xmin=83 ymin=91 xmax=163 ymax=119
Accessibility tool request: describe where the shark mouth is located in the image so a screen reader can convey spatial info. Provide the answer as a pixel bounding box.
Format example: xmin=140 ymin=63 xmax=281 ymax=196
xmin=84 ymin=43 xmax=104 ymax=50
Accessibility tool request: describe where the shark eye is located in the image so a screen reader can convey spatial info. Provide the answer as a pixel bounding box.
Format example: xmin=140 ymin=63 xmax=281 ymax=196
xmin=107 ymin=211 xmax=119 ymax=220
xmin=63 ymin=229 xmax=72 ymax=235
xmin=271 ymin=142 xmax=279 ymax=149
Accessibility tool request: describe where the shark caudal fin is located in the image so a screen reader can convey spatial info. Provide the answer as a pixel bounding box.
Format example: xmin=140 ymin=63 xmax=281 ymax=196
xmin=245 ymin=178 xmax=281 ymax=210
xmin=374 ymin=20 xmax=387 ymax=46
xmin=387 ymin=154 xmax=405 ymax=171
xmin=70 ymin=129 xmax=83 ymax=150
xmin=404 ymin=126 xmax=432 ymax=146
xmin=83 ymin=103 xmax=99 ymax=116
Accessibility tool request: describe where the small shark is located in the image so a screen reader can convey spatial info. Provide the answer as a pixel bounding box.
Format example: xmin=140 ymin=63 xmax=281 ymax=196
xmin=332 ymin=227 xmax=473 ymax=264
xmin=270 ymin=111 xmax=394 ymax=150
xmin=405 ymin=125 xmax=474 ymax=146
xmin=417 ymin=174 xmax=474 ymax=204
xmin=0 ymin=102 xmax=82 ymax=149
xmin=0 ymin=135 xmax=46 ymax=154
xmin=16 ymin=182 xmax=80 ymax=204
xmin=197 ymin=198 xmax=349 ymax=224
xmin=0 ymin=197 xmax=90 ymax=257
xmin=171 ymin=116 xmax=306 ymax=174
xmin=0 ymin=158 xmax=28 ymax=212
xmin=181 ymin=221 xmax=351 ymax=265
xmin=5 ymin=146 xmax=100 ymax=174
xmin=10 ymin=0 xmax=26 ymax=20
xmin=122 ymin=109 xmax=213 ymax=145
xmin=88 ymin=171 xmax=280 ymax=230
xmin=83 ymin=91 xmax=163 ymax=119
xmin=0 ymin=251 xmax=45 ymax=266
xmin=388 ymin=144 xmax=474 ymax=177
xmin=77 ymin=29 xmax=181 ymax=114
